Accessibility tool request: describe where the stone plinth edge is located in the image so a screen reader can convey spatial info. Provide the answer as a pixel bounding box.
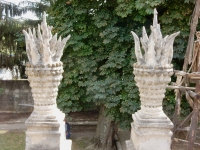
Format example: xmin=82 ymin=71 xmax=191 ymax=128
xmin=126 ymin=140 xmax=135 ymax=150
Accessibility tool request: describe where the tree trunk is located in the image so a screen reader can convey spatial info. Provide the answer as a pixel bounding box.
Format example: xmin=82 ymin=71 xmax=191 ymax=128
xmin=86 ymin=105 xmax=117 ymax=150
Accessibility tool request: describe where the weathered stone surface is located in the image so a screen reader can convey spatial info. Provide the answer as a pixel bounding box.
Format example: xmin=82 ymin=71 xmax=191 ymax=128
xmin=0 ymin=80 xmax=33 ymax=112
xmin=24 ymin=12 xmax=71 ymax=150
xmin=128 ymin=65 xmax=173 ymax=150
xmin=131 ymin=9 xmax=179 ymax=67
xmin=126 ymin=140 xmax=135 ymax=150
xmin=127 ymin=9 xmax=179 ymax=150
xmin=25 ymin=62 xmax=69 ymax=150
xmin=23 ymin=12 xmax=70 ymax=66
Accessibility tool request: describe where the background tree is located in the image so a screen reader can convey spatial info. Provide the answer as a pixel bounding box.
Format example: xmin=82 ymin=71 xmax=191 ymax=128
xmin=0 ymin=0 xmax=50 ymax=77
xmin=48 ymin=0 xmax=197 ymax=149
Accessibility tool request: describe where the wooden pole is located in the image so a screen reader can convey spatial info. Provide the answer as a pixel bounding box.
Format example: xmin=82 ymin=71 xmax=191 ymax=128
xmin=171 ymin=90 xmax=181 ymax=142
xmin=183 ymin=0 xmax=200 ymax=72
xmin=167 ymin=85 xmax=195 ymax=91
xmin=187 ymin=37 xmax=200 ymax=149
xmin=177 ymin=112 xmax=193 ymax=129
xmin=188 ymin=97 xmax=199 ymax=150
xmin=174 ymin=138 xmax=200 ymax=147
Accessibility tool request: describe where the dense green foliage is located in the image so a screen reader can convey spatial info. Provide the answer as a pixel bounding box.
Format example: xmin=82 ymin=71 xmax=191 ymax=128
xmin=48 ymin=0 xmax=197 ymax=128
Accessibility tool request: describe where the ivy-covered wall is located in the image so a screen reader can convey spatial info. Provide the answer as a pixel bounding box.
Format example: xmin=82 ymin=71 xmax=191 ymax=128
xmin=0 ymin=80 xmax=33 ymax=112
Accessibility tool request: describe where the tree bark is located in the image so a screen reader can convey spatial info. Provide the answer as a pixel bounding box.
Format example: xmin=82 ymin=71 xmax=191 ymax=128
xmin=183 ymin=0 xmax=200 ymax=72
xmin=86 ymin=105 xmax=117 ymax=150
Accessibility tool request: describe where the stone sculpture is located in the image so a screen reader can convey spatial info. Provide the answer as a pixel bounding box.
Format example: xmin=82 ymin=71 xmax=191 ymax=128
xmin=23 ymin=12 xmax=70 ymax=66
xmin=23 ymin=12 xmax=71 ymax=150
xmin=126 ymin=9 xmax=179 ymax=150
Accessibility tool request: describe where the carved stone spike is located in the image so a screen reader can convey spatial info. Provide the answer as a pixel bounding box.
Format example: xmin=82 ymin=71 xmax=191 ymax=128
xmin=131 ymin=31 xmax=144 ymax=64
xmin=50 ymin=33 xmax=58 ymax=56
xmin=53 ymin=35 xmax=71 ymax=62
xmin=131 ymin=8 xmax=179 ymax=67
xmin=140 ymin=27 xmax=149 ymax=56
xmin=23 ymin=12 xmax=70 ymax=66
xmin=146 ymin=35 xmax=156 ymax=67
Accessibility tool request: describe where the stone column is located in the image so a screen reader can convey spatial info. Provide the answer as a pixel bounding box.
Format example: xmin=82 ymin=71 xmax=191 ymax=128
xmin=126 ymin=9 xmax=180 ymax=150
xmin=23 ymin=12 xmax=71 ymax=150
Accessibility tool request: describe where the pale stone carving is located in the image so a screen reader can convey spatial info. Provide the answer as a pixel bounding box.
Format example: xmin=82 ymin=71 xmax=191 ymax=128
xmin=24 ymin=12 xmax=71 ymax=150
xmin=131 ymin=9 xmax=179 ymax=67
xmin=23 ymin=12 xmax=70 ymax=66
xmin=126 ymin=9 xmax=179 ymax=150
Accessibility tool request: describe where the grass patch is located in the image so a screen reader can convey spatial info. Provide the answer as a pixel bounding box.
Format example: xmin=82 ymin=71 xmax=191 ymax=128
xmin=0 ymin=130 xmax=25 ymax=150
xmin=72 ymin=137 xmax=91 ymax=150
xmin=0 ymin=130 xmax=91 ymax=150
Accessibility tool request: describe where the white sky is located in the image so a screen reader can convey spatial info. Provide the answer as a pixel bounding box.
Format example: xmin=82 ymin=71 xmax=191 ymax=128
xmin=1 ymin=0 xmax=41 ymax=20
xmin=2 ymin=0 xmax=40 ymax=5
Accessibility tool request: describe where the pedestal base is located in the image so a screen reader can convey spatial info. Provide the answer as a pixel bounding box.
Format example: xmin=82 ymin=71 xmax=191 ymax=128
xmin=25 ymin=109 xmax=70 ymax=150
xmin=126 ymin=110 xmax=173 ymax=150
xmin=25 ymin=138 xmax=72 ymax=150
xmin=126 ymin=140 xmax=135 ymax=150
xmin=65 ymin=140 xmax=72 ymax=150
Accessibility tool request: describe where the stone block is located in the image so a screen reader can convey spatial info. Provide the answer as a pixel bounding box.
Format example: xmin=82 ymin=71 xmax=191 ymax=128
xmin=0 ymin=80 xmax=33 ymax=112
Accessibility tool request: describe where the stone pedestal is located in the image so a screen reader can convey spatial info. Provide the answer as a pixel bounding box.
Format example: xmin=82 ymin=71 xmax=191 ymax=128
xmin=127 ymin=8 xmax=179 ymax=150
xmin=25 ymin=62 xmax=71 ymax=150
xmin=126 ymin=64 xmax=174 ymax=150
xmin=23 ymin=12 xmax=71 ymax=150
